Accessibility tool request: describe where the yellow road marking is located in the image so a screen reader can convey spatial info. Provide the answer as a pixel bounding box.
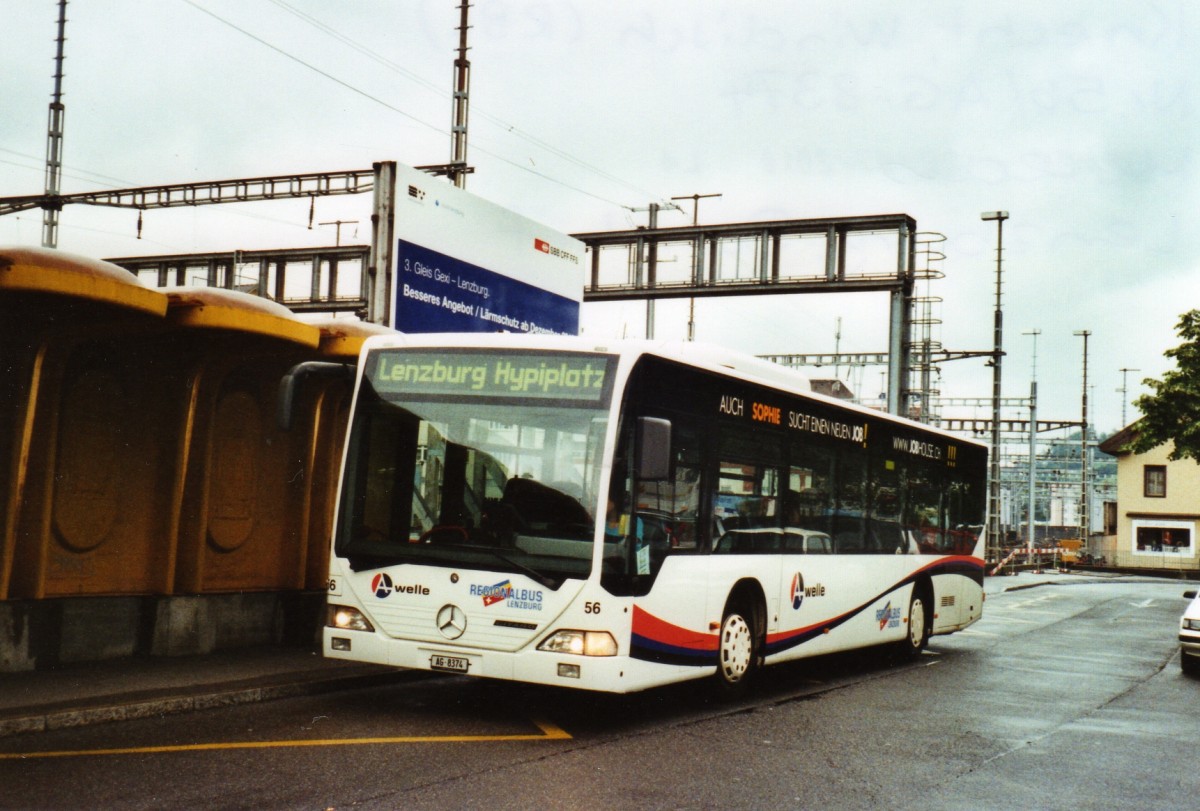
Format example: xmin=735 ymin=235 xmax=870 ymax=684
xmin=0 ymin=718 xmax=571 ymax=760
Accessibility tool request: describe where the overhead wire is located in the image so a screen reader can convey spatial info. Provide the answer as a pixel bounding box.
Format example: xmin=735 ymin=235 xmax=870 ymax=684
xmin=7 ymin=1 xmax=675 ymax=246
xmin=263 ymin=0 xmax=667 ymax=205
xmin=180 ymin=0 xmax=444 ymax=138
xmin=0 ymin=146 xmax=136 ymax=189
xmin=180 ymin=0 xmax=671 ymax=212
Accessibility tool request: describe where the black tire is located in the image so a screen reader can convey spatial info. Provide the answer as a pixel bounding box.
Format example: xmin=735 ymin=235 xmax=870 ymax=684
xmin=1182 ymin=650 xmax=1200 ymax=676
xmin=714 ymin=605 xmax=758 ymax=695
xmin=895 ymin=589 xmax=929 ymax=661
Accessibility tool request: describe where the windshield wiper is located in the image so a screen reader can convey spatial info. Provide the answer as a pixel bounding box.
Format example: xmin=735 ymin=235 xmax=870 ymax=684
xmin=347 ymin=539 xmax=559 ymax=588
xmin=472 ymin=547 xmax=557 ymax=589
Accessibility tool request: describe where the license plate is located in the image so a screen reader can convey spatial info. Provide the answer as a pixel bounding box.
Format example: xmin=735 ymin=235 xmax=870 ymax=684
xmin=430 ymin=654 xmax=470 ymax=673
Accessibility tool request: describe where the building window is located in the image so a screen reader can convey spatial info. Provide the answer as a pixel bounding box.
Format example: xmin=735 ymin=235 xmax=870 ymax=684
xmin=1144 ymin=466 xmax=1167 ymax=498
xmin=1134 ymin=526 xmax=1192 ymax=554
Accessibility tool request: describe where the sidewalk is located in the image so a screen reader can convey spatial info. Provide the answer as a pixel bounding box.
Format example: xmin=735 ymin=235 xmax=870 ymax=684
xmin=0 ymin=646 xmax=413 ymax=738
xmin=984 ymin=567 xmax=1127 ymax=597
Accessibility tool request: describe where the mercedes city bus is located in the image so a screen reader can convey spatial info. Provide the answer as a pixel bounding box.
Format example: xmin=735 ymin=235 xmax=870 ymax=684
xmin=291 ymin=334 xmax=987 ymax=694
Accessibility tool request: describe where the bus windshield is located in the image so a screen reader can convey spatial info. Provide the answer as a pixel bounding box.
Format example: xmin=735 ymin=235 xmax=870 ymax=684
xmin=335 ymin=349 xmax=616 ymax=588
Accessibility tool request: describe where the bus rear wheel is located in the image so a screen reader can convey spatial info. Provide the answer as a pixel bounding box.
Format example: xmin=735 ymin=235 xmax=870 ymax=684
xmin=715 ymin=608 xmax=757 ymax=693
xmin=895 ymin=590 xmax=928 ymax=661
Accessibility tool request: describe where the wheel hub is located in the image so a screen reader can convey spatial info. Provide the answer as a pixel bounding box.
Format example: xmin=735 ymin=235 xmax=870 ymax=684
xmin=909 ymin=598 xmax=926 ymax=647
xmin=720 ymin=614 xmax=753 ymax=682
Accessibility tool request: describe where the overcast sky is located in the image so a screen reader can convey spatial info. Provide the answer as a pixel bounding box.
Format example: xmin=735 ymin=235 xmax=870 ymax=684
xmin=3 ymin=1 xmax=1197 ymax=433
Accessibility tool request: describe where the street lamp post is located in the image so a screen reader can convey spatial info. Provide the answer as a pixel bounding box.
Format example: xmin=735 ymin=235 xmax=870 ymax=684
xmin=982 ymin=211 xmax=1009 ymax=564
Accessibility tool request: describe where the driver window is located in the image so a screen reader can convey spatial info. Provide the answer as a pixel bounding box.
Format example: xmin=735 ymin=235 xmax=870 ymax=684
xmin=632 ymin=421 xmax=701 ymax=555
xmin=601 ymin=417 xmax=701 ymax=589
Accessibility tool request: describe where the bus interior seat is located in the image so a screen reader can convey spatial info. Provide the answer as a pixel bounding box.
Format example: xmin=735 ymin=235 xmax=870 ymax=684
xmin=480 ymin=499 xmax=524 ymax=544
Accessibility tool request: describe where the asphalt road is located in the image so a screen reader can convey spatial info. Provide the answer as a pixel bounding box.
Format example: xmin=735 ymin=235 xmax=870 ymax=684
xmin=1 ymin=577 xmax=1196 ymax=810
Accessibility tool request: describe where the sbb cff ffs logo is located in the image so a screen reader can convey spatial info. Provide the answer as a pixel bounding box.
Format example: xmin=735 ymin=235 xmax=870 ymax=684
xmin=533 ymin=238 xmax=579 ymax=264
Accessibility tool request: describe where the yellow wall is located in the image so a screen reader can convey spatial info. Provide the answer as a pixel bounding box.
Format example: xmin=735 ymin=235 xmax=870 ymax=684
xmin=1 ymin=247 xmax=377 ymax=600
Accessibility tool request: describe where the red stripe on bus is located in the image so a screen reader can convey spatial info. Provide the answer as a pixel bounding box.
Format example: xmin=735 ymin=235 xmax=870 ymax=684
xmin=632 ymin=605 xmax=717 ymax=652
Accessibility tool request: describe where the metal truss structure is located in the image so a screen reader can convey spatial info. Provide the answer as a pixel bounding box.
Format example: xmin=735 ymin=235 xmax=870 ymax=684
xmin=0 ymin=169 xmax=376 ymax=217
xmin=109 ymin=245 xmax=370 ymax=314
xmin=4 ymin=168 xmax=935 ymax=416
xmin=573 ymin=214 xmax=919 ymax=415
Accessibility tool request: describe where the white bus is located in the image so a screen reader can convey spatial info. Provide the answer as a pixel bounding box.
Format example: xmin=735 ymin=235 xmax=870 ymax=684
xmin=303 ymin=333 xmax=987 ymax=694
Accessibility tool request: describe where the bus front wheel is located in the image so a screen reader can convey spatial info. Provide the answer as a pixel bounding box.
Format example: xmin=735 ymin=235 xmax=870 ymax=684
xmin=715 ymin=607 xmax=757 ymax=693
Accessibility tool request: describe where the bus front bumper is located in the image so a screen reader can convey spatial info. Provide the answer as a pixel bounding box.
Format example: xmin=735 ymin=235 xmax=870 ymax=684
xmin=323 ymin=627 xmax=697 ymax=694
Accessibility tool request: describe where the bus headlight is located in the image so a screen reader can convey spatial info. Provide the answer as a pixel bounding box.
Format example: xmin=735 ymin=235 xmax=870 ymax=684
xmin=1183 ymin=618 xmax=1200 ymax=632
xmin=538 ymin=630 xmax=617 ymax=656
xmin=327 ymin=604 xmax=375 ymax=632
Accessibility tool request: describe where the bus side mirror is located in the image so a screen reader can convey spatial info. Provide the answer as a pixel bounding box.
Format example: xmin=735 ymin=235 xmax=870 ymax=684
xmin=636 ymin=417 xmax=672 ymax=481
xmin=277 ymin=361 xmax=355 ymax=431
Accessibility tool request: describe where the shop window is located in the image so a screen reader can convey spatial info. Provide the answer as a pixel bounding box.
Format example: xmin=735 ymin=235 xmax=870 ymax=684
xmin=1134 ymin=525 xmax=1192 ymax=554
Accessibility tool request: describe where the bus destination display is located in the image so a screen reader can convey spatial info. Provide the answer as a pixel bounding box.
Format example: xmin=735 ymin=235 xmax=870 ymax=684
xmin=371 ymin=351 xmax=612 ymax=402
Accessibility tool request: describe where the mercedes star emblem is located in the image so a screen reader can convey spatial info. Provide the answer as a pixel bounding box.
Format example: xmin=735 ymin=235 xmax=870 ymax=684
xmin=436 ymin=604 xmax=467 ymax=640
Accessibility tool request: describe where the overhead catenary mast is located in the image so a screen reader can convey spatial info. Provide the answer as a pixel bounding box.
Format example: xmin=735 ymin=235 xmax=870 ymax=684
xmin=1117 ymin=367 xmax=1140 ymax=428
xmin=449 ymin=0 xmax=471 ymax=188
xmin=42 ymin=0 xmax=69 ymax=248
xmin=1075 ymin=329 xmax=1091 ymax=546
xmin=670 ymin=192 xmax=721 ymax=341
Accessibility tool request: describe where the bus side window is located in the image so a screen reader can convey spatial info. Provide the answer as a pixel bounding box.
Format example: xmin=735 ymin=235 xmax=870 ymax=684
xmin=946 ymin=478 xmax=984 ymax=554
xmin=713 ymin=459 xmax=780 ymax=554
xmin=906 ymin=463 xmax=943 ymax=553
xmin=788 ymin=443 xmax=837 ymax=552
xmin=831 ymin=454 xmax=868 ymax=554
xmin=869 ymin=455 xmax=906 ymax=554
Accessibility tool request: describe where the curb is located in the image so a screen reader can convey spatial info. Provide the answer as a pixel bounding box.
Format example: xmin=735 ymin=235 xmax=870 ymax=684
xmin=0 ymin=667 xmax=420 ymax=739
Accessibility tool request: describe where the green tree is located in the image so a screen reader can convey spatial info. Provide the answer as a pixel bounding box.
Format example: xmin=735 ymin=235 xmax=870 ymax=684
xmin=1131 ymin=309 xmax=1200 ymax=462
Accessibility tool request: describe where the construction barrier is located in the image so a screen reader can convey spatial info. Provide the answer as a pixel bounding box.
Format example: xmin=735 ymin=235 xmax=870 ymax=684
xmin=989 ymin=547 xmax=1071 ymax=576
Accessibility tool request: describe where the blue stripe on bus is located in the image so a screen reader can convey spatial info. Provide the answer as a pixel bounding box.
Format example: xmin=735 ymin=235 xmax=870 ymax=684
xmin=766 ymin=556 xmax=984 ymax=657
xmin=632 ymin=556 xmax=985 ymax=665
xmin=630 ymin=635 xmax=717 ymax=667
